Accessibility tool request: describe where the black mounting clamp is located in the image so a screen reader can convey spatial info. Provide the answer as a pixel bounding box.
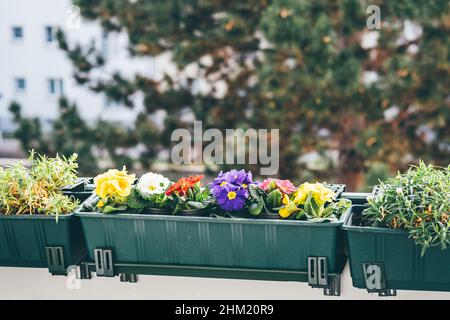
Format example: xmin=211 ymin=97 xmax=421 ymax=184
xmin=119 ymin=273 xmax=138 ymax=283
xmin=308 ymin=256 xmax=341 ymax=296
xmin=324 ymin=274 xmax=341 ymax=296
xmin=76 ymin=261 xmax=92 ymax=280
xmin=94 ymin=249 xmax=114 ymax=277
xmin=362 ymin=262 xmax=397 ymax=297
xmin=45 ymin=247 xmax=66 ymax=275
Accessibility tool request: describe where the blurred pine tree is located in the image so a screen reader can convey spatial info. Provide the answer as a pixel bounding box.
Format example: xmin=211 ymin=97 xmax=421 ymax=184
xmin=54 ymin=0 xmax=448 ymax=189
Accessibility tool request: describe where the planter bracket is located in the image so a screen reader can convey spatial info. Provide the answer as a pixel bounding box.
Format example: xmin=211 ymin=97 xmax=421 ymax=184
xmin=308 ymin=257 xmax=341 ymax=296
xmin=308 ymin=256 xmax=328 ymax=287
xmin=377 ymin=289 xmax=397 ymax=297
xmin=45 ymin=247 xmax=66 ymax=275
xmin=323 ymin=274 xmax=341 ymax=296
xmin=77 ymin=261 xmax=92 ymax=280
xmin=119 ymin=273 xmax=138 ymax=283
xmin=94 ymin=249 xmax=114 ymax=277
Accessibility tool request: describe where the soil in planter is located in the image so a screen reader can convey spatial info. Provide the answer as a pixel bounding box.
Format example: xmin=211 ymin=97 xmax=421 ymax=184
xmin=351 ymin=210 xmax=365 ymax=226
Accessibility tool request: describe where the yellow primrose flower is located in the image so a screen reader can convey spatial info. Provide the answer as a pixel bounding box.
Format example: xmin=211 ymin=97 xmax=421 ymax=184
xmin=279 ymin=194 xmax=299 ymax=218
xmin=293 ymin=182 xmax=335 ymax=206
xmin=293 ymin=182 xmax=315 ymax=205
xmin=94 ymin=167 xmax=135 ymax=203
xmin=312 ymin=182 xmax=335 ymax=205
xmin=97 ymin=200 xmax=105 ymax=208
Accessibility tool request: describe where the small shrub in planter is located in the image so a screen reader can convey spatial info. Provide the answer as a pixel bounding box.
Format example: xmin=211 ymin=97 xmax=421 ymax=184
xmin=344 ymin=162 xmax=450 ymax=292
xmin=0 ymin=152 xmax=86 ymax=271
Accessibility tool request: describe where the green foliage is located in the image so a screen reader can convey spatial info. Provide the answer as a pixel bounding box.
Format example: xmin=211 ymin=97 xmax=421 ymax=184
xmin=297 ymin=195 xmax=351 ymax=222
xmin=363 ymin=162 xmax=450 ymax=255
xmin=0 ymin=151 xmax=80 ymax=221
xmin=247 ymin=184 xmax=271 ymax=216
xmin=266 ymin=189 xmax=283 ymax=208
xmin=52 ymin=97 xmax=98 ymax=173
xmin=364 ymin=162 xmax=393 ymax=192
xmin=169 ymin=183 xmax=214 ymax=213
xmin=9 ymin=102 xmax=46 ymax=153
xmin=128 ymin=187 xmax=170 ymax=212
xmin=102 ymin=204 xmax=128 ymax=214
xmin=9 ymin=99 xmax=162 ymax=175
xmin=53 ymin=0 xmax=449 ymax=190
xmin=9 ymin=99 xmax=97 ymax=173
xmin=127 ymin=188 xmax=149 ymax=210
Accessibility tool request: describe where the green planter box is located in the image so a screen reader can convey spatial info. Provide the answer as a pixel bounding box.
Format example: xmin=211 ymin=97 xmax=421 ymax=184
xmin=343 ymin=205 xmax=450 ymax=294
xmin=0 ymin=181 xmax=90 ymax=274
xmin=76 ymin=194 xmax=349 ymax=294
xmin=0 ymin=213 xmax=87 ymax=274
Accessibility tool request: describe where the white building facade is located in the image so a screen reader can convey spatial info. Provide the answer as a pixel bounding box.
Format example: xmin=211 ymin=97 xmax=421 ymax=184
xmin=0 ymin=0 xmax=171 ymax=139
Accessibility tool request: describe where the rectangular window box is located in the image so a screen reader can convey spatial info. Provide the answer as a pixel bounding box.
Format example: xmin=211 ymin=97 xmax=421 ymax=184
xmin=343 ymin=205 xmax=450 ymax=293
xmin=75 ymin=192 xmax=350 ymax=290
xmin=0 ymin=181 xmax=90 ymax=274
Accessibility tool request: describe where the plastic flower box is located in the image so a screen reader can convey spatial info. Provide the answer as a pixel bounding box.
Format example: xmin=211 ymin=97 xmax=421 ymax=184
xmin=343 ymin=205 xmax=450 ymax=294
xmin=75 ymin=192 xmax=349 ymax=294
xmin=0 ymin=181 xmax=89 ymax=274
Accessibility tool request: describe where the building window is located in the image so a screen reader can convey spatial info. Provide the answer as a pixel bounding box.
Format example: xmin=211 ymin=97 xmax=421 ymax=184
xmin=101 ymin=29 xmax=109 ymax=60
xmin=12 ymin=26 xmax=23 ymax=40
xmin=45 ymin=26 xmax=55 ymax=43
xmin=48 ymin=78 xmax=64 ymax=96
xmin=15 ymin=78 xmax=26 ymax=92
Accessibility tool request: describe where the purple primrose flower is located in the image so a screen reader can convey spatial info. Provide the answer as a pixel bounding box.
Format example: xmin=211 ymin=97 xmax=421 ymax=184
xmin=210 ymin=169 xmax=253 ymax=211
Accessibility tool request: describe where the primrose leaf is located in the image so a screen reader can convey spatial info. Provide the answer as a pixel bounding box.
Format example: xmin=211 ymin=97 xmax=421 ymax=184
xmin=186 ymin=201 xmax=206 ymax=209
xmin=127 ymin=188 xmax=147 ymax=209
xmin=248 ymin=201 xmax=264 ymax=216
xmin=102 ymin=205 xmax=127 ymax=214
xmin=305 ymin=193 xmax=321 ymax=217
xmin=267 ymin=189 xmax=283 ymax=208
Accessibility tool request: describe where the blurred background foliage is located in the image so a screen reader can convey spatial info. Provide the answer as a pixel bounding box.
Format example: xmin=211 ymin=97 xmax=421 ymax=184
xmin=10 ymin=0 xmax=450 ymax=190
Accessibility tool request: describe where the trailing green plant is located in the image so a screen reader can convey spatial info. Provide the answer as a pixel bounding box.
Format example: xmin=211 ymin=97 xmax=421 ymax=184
xmin=0 ymin=151 xmax=80 ymax=221
xmin=362 ymin=161 xmax=450 ymax=256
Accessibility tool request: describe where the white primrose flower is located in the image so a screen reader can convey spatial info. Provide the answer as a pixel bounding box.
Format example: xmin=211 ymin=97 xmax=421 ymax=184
xmin=396 ymin=187 xmax=403 ymax=194
xmin=136 ymin=172 xmax=171 ymax=199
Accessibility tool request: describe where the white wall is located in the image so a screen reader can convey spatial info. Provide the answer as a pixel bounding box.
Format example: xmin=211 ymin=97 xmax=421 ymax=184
xmin=0 ymin=265 xmax=449 ymax=300
xmin=0 ymin=0 xmax=168 ymax=131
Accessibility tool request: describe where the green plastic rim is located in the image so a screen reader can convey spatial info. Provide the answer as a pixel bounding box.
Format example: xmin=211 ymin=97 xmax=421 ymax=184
xmin=342 ymin=204 xmax=409 ymax=235
xmin=77 ymin=194 xmax=349 ymax=227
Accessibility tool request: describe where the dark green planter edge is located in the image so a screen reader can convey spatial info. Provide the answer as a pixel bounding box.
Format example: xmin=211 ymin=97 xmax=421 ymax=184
xmin=342 ymin=205 xmax=450 ymax=293
xmin=76 ymin=194 xmax=348 ymax=227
